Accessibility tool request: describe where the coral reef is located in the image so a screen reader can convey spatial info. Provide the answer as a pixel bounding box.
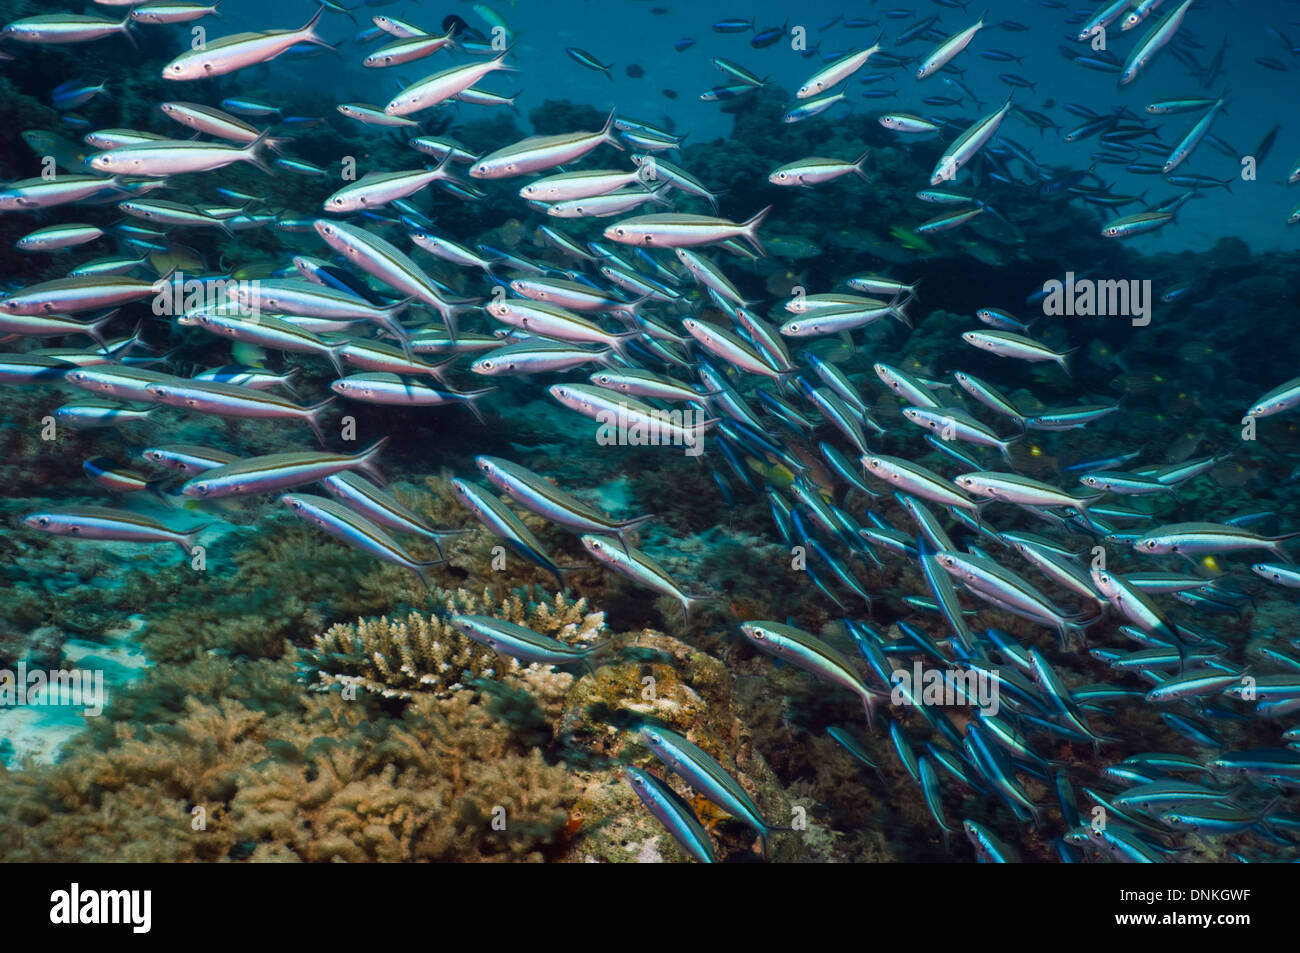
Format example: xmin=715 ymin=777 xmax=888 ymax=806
xmin=0 ymin=563 xmax=802 ymax=863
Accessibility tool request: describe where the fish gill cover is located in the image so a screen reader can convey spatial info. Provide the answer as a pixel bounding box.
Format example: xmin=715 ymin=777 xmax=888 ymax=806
xmin=0 ymin=0 xmax=1296 ymax=872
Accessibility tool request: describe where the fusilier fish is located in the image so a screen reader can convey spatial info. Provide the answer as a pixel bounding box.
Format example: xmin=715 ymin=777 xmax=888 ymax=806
xmin=450 ymin=614 xmax=604 ymax=671
xmin=281 ymin=493 xmax=441 ymax=589
xmin=797 ymin=43 xmax=882 ymax=98
xmin=162 ymin=8 xmax=331 ymax=79
xmin=180 ymin=439 xmax=388 ymax=499
xmin=24 ymin=507 xmax=205 ymax=554
xmin=604 ymin=209 xmax=772 ymax=254
xmin=739 ymin=621 xmax=884 ymax=725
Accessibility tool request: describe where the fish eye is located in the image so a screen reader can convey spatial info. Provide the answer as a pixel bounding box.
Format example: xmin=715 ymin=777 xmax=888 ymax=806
xmin=196 ymin=485 xmax=209 ymax=496
xmin=615 ymin=228 xmax=625 ymax=236
xmin=38 ymin=517 xmax=49 ymax=527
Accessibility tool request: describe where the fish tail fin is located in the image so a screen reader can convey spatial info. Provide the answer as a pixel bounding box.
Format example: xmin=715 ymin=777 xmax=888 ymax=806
xmin=614 ymin=292 xmax=656 ymax=321
xmin=390 ymin=324 xmax=416 ymax=361
xmin=280 ymin=365 xmax=303 ymax=398
xmin=460 ymin=387 xmax=497 ymax=424
xmin=593 ymin=346 xmax=621 ymax=368
xmin=600 ymin=108 xmax=624 ymax=150
xmin=177 ymin=522 xmax=210 ymax=557
xmin=741 ymin=205 xmax=772 ymax=256
xmin=145 ymin=479 xmax=180 ymax=508
xmin=422 ymin=354 xmax=457 ymax=383
xmin=1268 ymin=533 xmax=1300 ymax=564
xmin=544 ymin=565 xmax=584 ymax=598
xmin=862 ymin=693 xmax=877 ymax=731
xmin=383 ymin=295 xmax=414 ymax=318
xmin=609 ymin=330 xmax=642 ymax=358
xmin=681 ymin=594 xmax=708 ymax=627
xmin=842 ymin=151 xmax=870 ymax=185
xmin=413 ymin=558 xmax=443 ymax=593
xmin=306 ymin=396 xmax=336 ymax=445
xmin=1064 ymin=612 xmax=1102 ymax=648
xmin=1057 ymin=347 xmax=1078 ymax=377
xmin=110 ymin=320 xmax=145 ymax=359
xmin=242 ymin=129 xmax=275 ymax=175
xmin=356 ymin=435 xmax=390 ymax=483
xmin=86 ymin=309 xmax=119 ymax=348
xmin=300 ymin=5 xmax=332 ymax=48
xmin=325 ymin=340 xmax=348 ymax=377
xmin=443 ymin=298 xmax=482 ymax=345
xmin=647 ymin=182 xmax=674 ymax=209
xmin=615 ymin=513 xmax=656 ymax=542
xmin=888 ymin=291 xmax=915 ymax=327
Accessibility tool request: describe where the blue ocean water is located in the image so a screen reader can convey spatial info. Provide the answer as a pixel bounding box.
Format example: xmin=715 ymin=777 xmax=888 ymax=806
xmin=246 ymin=0 xmax=1300 ymax=252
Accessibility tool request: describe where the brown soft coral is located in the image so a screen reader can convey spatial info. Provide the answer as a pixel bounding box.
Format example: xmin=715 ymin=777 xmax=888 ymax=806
xmin=231 ymin=693 xmax=572 ymax=862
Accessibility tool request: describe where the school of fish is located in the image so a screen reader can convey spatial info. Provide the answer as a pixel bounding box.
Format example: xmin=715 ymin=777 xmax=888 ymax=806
xmin=2 ymin=0 xmax=1299 ymax=863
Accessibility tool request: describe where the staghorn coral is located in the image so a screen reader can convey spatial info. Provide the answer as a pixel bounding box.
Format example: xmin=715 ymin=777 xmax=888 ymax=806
xmin=307 ymin=587 xmax=604 ymax=702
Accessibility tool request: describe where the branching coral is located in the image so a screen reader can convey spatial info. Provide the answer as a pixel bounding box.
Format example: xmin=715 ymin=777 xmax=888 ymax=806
xmin=307 ymin=587 xmax=604 ymax=701
xmin=231 ymin=693 xmax=573 ymax=862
